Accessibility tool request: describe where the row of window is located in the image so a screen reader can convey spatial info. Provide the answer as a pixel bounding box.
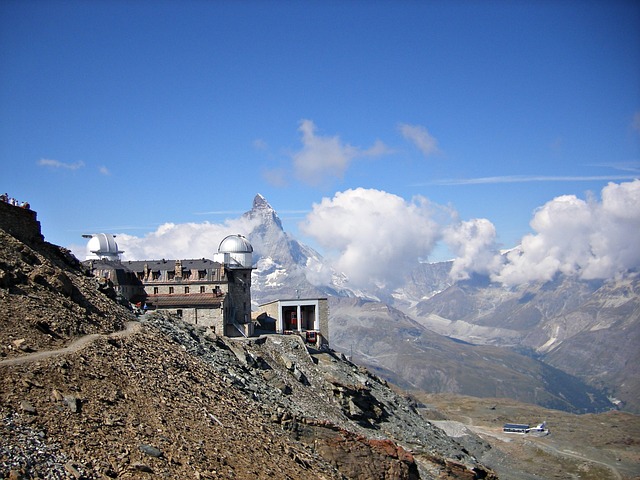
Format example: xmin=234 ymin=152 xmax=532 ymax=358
xmin=140 ymin=270 xmax=216 ymax=281
xmin=152 ymin=286 xmax=208 ymax=295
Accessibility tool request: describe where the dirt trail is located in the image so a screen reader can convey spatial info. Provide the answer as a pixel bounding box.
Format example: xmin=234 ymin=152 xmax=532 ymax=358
xmin=0 ymin=321 xmax=142 ymax=367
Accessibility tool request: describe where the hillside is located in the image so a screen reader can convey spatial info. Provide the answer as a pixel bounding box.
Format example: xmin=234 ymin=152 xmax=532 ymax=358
xmin=0 ymin=204 xmax=495 ymax=479
xmin=400 ymin=271 xmax=640 ymax=412
xmin=329 ymin=297 xmax=610 ymax=413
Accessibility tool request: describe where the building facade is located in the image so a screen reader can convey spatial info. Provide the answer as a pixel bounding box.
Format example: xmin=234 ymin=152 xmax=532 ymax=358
xmin=83 ymin=234 xmax=254 ymax=337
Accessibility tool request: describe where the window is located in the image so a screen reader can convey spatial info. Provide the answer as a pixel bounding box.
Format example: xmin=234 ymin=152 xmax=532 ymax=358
xmin=169 ymin=287 xmax=174 ymax=294
xmin=198 ymin=270 xmax=207 ymax=280
xmin=184 ymin=286 xmax=190 ymax=294
xmin=176 ymin=309 xmax=183 ymax=318
xmin=200 ymin=286 xmax=205 ymax=293
xmin=153 ymin=287 xmax=159 ymax=295
xmin=152 ymin=271 xmax=160 ymax=280
xmin=167 ymin=271 xmax=175 ymax=280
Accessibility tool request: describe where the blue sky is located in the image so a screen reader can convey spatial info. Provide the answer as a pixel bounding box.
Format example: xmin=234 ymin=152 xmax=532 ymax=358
xmin=1 ymin=0 xmax=639 ymax=275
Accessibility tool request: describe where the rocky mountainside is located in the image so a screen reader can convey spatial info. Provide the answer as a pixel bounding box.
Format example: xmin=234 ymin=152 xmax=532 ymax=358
xmin=1 ymin=205 xmax=496 ymax=479
xmin=397 ymin=272 xmax=640 ymax=412
xmin=329 ymin=297 xmax=610 ymax=413
xmin=0 ymin=209 xmax=133 ymax=360
xmin=243 ymin=195 xmax=619 ymax=413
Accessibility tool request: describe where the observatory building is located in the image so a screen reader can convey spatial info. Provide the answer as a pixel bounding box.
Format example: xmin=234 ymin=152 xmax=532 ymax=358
xmin=83 ymin=234 xmax=254 ymax=337
xmin=83 ymin=233 xmax=123 ymax=261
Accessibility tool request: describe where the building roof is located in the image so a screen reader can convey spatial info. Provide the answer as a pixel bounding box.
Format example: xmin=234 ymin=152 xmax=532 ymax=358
xmin=123 ymin=258 xmax=221 ymax=271
xmin=258 ymin=297 xmax=328 ymax=307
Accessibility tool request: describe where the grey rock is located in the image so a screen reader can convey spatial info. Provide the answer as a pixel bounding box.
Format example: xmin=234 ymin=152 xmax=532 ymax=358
xmin=19 ymin=400 xmax=36 ymax=415
xmin=139 ymin=444 xmax=163 ymax=457
xmin=63 ymin=395 xmax=80 ymax=413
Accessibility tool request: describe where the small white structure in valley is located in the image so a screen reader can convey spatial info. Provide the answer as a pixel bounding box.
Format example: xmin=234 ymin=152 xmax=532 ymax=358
xmin=83 ymin=233 xmax=123 ymax=261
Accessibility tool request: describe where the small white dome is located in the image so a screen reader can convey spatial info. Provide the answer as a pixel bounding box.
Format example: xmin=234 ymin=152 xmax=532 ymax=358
xmin=218 ymin=234 xmax=253 ymax=254
xmin=85 ymin=233 xmax=123 ymax=260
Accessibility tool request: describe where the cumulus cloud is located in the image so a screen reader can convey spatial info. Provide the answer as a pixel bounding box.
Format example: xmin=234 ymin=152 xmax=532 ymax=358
xmin=398 ymin=123 xmax=439 ymax=157
xmin=300 ymin=188 xmax=442 ymax=289
xmin=292 ymin=120 xmax=390 ymax=185
xmin=106 ymin=216 xmax=260 ymax=262
xmin=99 ymin=166 xmax=111 ymax=176
xmin=444 ymin=219 xmax=503 ymax=281
xmin=493 ymin=179 xmax=640 ymax=285
xmin=37 ymin=158 xmax=85 ymax=170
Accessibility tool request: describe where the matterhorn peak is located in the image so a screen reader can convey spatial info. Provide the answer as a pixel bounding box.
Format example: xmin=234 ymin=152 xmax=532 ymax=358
xmin=253 ymin=193 xmax=273 ymax=211
xmin=247 ymin=193 xmax=283 ymax=231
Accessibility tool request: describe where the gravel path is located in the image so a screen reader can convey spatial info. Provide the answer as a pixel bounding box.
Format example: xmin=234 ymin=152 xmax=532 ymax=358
xmin=0 ymin=321 xmax=141 ymax=366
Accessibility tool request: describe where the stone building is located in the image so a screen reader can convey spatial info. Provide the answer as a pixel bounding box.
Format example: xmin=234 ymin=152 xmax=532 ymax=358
xmin=83 ymin=233 xmax=254 ymax=337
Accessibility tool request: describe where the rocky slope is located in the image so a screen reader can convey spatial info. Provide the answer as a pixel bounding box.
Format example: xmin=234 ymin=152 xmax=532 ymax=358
xmin=0 ymin=206 xmax=496 ymax=479
xmin=0 ymin=226 xmax=133 ymax=361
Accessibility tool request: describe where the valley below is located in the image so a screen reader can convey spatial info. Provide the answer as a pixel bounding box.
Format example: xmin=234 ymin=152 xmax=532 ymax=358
xmin=416 ymin=393 xmax=640 ymax=480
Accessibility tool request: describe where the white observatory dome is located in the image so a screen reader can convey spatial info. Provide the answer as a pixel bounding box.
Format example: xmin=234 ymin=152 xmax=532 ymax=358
xmin=215 ymin=234 xmax=253 ymax=268
xmin=84 ymin=233 xmax=123 ymax=261
xmin=218 ymin=234 xmax=254 ymax=254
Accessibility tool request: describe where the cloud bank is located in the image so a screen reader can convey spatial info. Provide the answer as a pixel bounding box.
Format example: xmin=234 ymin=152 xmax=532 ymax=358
xmin=111 ymin=216 xmax=260 ymax=262
xmin=83 ymin=180 xmax=640 ymax=291
xmin=300 ymin=188 xmax=442 ymax=289
xmin=493 ymin=179 xmax=640 ymax=285
xmin=298 ymin=181 xmax=640 ymax=288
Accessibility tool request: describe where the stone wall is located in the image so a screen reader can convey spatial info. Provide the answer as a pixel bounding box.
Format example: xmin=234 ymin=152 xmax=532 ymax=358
xmin=176 ymin=307 xmax=224 ymax=332
xmin=318 ymin=298 xmax=330 ymax=346
xmin=0 ymin=201 xmax=44 ymax=246
xmin=225 ymin=268 xmax=252 ymax=325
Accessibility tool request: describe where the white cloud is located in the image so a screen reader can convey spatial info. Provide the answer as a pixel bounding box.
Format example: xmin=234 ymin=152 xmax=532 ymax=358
xmin=493 ymin=180 xmax=640 ymax=285
xmin=102 ymin=216 xmax=260 ymax=262
xmin=37 ymin=158 xmax=85 ymax=170
xmin=292 ymin=120 xmax=390 ymax=186
xmin=444 ymin=218 xmax=503 ymax=281
xmin=398 ymin=123 xmax=439 ymax=157
xmin=99 ymin=166 xmax=110 ymax=176
xmin=300 ymin=188 xmax=442 ymax=289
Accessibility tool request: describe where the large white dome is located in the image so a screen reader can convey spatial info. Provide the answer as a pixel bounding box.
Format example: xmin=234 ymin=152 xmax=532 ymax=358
xmin=218 ymin=234 xmax=253 ymax=254
xmin=215 ymin=234 xmax=253 ymax=268
xmin=85 ymin=233 xmax=123 ymax=260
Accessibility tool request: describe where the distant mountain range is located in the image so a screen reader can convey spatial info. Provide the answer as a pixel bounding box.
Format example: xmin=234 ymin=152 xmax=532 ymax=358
xmin=245 ymin=194 xmax=640 ymax=413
